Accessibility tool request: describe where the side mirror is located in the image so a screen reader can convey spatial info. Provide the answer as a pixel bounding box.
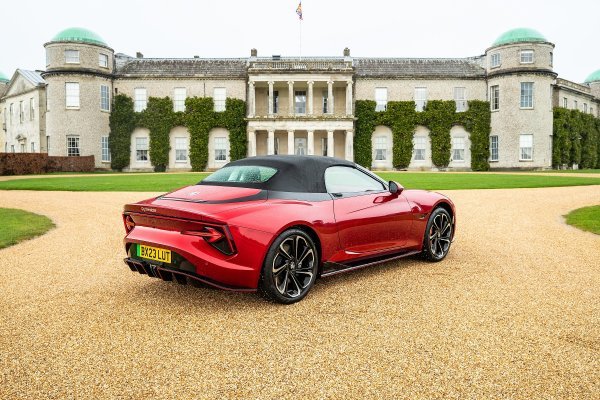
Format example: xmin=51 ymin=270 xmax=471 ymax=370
xmin=389 ymin=181 xmax=404 ymax=195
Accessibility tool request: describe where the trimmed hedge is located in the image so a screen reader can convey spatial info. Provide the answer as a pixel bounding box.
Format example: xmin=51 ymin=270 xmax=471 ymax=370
xmin=552 ymin=108 xmax=599 ymax=169
xmin=354 ymin=100 xmax=491 ymax=170
xmin=109 ymin=94 xmax=247 ymax=172
xmin=0 ymin=154 xmax=95 ymax=175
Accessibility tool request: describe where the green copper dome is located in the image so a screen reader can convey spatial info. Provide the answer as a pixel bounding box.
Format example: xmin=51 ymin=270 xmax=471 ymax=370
xmin=0 ymin=71 xmax=9 ymax=83
xmin=492 ymin=28 xmax=547 ymax=47
xmin=584 ymin=69 xmax=600 ymax=84
xmin=51 ymin=27 xmax=107 ymax=46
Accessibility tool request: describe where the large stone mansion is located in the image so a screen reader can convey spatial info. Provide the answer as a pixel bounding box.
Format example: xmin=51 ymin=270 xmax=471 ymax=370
xmin=1 ymin=26 xmax=599 ymax=171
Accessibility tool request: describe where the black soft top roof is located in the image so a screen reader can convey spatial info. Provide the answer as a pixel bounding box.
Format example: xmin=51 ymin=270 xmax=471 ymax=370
xmin=200 ymin=155 xmax=356 ymax=193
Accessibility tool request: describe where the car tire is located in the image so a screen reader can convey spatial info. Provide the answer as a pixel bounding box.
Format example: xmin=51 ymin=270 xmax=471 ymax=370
xmin=258 ymin=229 xmax=319 ymax=304
xmin=422 ymin=207 xmax=453 ymax=262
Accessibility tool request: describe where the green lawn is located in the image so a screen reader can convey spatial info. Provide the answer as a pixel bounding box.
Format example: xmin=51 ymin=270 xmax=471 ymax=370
xmin=537 ymin=169 xmax=600 ymax=174
xmin=564 ymin=205 xmax=600 ymax=235
xmin=0 ymin=172 xmax=598 ymax=192
xmin=0 ymin=208 xmax=55 ymax=249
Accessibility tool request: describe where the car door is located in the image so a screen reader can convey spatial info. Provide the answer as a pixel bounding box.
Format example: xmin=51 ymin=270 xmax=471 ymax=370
xmin=325 ymin=166 xmax=413 ymax=258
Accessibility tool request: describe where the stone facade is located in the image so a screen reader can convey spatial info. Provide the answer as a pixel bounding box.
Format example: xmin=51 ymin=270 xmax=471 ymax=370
xmin=1 ymin=27 xmax=599 ymax=171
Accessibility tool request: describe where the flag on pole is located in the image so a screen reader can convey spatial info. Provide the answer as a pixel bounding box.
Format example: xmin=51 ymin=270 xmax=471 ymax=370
xmin=296 ymin=1 xmax=303 ymax=20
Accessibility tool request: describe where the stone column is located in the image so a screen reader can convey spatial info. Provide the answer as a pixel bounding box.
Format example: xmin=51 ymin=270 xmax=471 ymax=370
xmin=327 ymin=130 xmax=334 ymax=157
xmin=327 ymin=80 xmax=334 ymax=115
xmin=268 ymin=81 xmax=274 ymax=116
xmin=307 ymin=130 xmax=314 ymax=155
xmin=288 ymin=80 xmax=295 ymax=116
xmin=307 ymin=80 xmax=314 ymax=116
xmin=345 ymin=129 xmax=354 ymax=161
xmin=248 ymin=129 xmax=256 ymax=156
xmin=248 ymin=81 xmax=255 ymax=117
xmin=346 ymin=80 xmax=353 ymax=116
xmin=267 ymin=130 xmax=275 ymax=155
xmin=287 ymin=130 xmax=295 ymax=155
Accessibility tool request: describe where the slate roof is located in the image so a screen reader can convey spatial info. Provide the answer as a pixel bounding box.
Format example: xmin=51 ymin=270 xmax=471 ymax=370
xmin=354 ymin=58 xmax=486 ymax=79
xmin=18 ymin=69 xmax=46 ymax=86
xmin=115 ymin=56 xmax=247 ymax=78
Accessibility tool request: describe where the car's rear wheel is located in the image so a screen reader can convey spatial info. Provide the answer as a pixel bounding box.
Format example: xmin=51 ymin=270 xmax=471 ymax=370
xmin=259 ymin=229 xmax=318 ymax=304
xmin=422 ymin=207 xmax=453 ymax=261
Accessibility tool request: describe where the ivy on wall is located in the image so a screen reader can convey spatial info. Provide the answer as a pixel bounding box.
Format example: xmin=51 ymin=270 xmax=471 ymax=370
xmin=354 ymin=100 xmax=491 ymax=171
xmin=109 ymin=94 xmax=247 ymax=171
xmin=552 ymin=108 xmax=600 ymax=169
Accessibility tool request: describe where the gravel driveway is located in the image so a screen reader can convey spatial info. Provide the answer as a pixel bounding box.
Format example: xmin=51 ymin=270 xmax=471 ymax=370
xmin=0 ymin=187 xmax=599 ymax=399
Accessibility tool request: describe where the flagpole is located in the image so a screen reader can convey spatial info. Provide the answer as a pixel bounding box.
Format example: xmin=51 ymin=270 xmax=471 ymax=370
xmin=299 ymin=17 xmax=302 ymax=59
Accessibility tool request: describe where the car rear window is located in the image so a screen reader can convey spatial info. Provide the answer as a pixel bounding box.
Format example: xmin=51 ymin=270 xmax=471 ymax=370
xmin=202 ymin=165 xmax=278 ymax=184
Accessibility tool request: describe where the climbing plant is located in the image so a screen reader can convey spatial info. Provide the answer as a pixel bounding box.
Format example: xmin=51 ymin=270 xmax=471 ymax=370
xmin=553 ymin=108 xmax=599 ymax=169
xmin=354 ymin=99 xmax=491 ymax=170
xmin=109 ymin=94 xmax=136 ymax=171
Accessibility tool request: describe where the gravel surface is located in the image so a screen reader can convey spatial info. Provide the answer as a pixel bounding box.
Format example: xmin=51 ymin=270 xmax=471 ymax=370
xmin=0 ymin=187 xmax=599 ymax=399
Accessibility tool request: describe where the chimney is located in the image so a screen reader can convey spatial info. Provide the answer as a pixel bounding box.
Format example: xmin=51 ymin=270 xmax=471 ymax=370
xmin=251 ymin=48 xmax=257 ymax=57
xmin=136 ymin=52 xmax=144 ymax=59
xmin=193 ymin=55 xmax=199 ymax=58
xmin=343 ymin=47 xmax=350 ymax=57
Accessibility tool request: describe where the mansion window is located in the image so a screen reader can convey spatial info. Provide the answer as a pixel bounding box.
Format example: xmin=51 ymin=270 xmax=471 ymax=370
xmin=101 ymin=136 xmax=110 ymax=162
xmin=31 ymin=142 xmax=36 ymax=152
xmin=65 ymin=50 xmax=80 ymax=64
xmin=175 ymin=137 xmax=188 ymax=162
xmin=454 ymin=87 xmax=467 ymax=112
xmin=21 ymin=143 xmax=26 ymax=153
xmin=415 ymin=87 xmax=427 ymax=112
xmin=295 ymin=91 xmax=307 ymax=114
xmin=322 ymin=91 xmax=328 ymax=113
xmin=519 ymin=134 xmax=533 ymax=161
xmin=134 ymin=88 xmax=147 ymax=112
xmin=294 ymin=138 xmax=306 ymax=155
xmin=583 ymin=103 xmax=588 ymax=113
xmin=273 ymin=91 xmax=279 ymax=114
xmin=99 ymin=53 xmax=109 ymax=68
xmin=100 ymin=85 xmax=110 ymax=111
xmin=214 ymin=137 xmax=227 ymax=161
xmin=30 ymin=98 xmax=35 ymax=120
xmin=490 ymin=85 xmax=499 ymax=111
xmin=9 ymin=104 xmax=13 ymax=124
xmin=274 ymin=137 xmax=280 ymax=155
xmin=65 ymin=82 xmax=80 ymax=108
xmin=321 ymin=137 xmax=328 ymax=156
xmin=67 ymin=136 xmax=80 ymax=157
xmin=374 ymin=136 xmax=387 ymax=161
xmin=413 ymin=137 xmax=426 ymax=161
xmin=19 ymin=101 xmax=24 ymax=123
xmin=136 ymin=137 xmax=149 ymax=162
xmin=520 ymin=50 xmax=534 ymax=64
xmin=574 ymin=100 xmax=578 ymax=110
xmin=214 ymin=87 xmax=226 ymax=112
xmin=490 ymin=135 xmax=499 ymax=162
xmin=173 ymin=88 xmax=186 ymax=112
xmin=490 ymin=53 xmax=501 ymax=68
xmin=452 ymin=137 xmax=465 ymax=162
xmin=563 ymin=97 xmax=568 ymax=108
xmin=375 ymin=88 xmax=387 ymax=112
xmin=520 ymin=82 xmax=533 ymax=108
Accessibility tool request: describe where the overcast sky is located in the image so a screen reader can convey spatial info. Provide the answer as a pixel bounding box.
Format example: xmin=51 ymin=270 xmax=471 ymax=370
xmin=1 ymin=0 xmax=599 ymax=83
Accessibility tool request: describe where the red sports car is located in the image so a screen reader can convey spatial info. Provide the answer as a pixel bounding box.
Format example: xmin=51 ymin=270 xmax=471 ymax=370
xmin=123 ymin=156 xmax=455 ymax=303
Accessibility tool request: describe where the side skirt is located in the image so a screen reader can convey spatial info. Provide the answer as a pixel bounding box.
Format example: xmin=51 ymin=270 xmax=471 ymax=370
xmin=320 ymin=250 xmax=421 ymax=278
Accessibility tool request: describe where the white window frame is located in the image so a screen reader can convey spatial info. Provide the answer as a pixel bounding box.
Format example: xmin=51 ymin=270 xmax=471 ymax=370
xmin=213 ymin=87 xmax=226 ymax=112
xmin=520 ymin=82 xmax=534 ymax=109
xmin=294 ymin=90 xmax=307 ymax=114
xmin=413 ymin=137 xmax=426 ymax=161
xmin=30 ymin=98 xmax=35 ymax=120
xmin=574 ymin=100 xmax=578 ymax=110
xmin=65 ymin=50 xmax=80 ymax=64
xmin=375 ymin=88 xmax=387 ymax=112
xmin=99 ymin=53 xmax=109 ymax=68
xmin=214 ymin=137 xmax=227 ymax=161
xmin=490 ymin=85 xmax=500 ymax=111
xmin=175 ymin=137 xmax=188 ymax=162
xmin=294 ymin=138 xmax=306 ymax=156
xmin=452 ymin=137 xmax=465 ymax=162
xmin=134 ymin=88 xmax=147 ymax=112
xmin=31 ymin=142 xmax=35 ymax=153
xmin=563 ymin=97 xmax=568 ymax=108
xmin=583 ymin=103 xmax=588 ymax=113
xmin=136 ymin=137 xmax=149 ymax=162
xmin=321 ymin=137 xmax=328 ymax=156
xmin=173 ymin=88 xmax=186 ymax=112
xmin=322 ymin=90 xmax=328 ymax=114
xmin=100 ymin=85 xmax=110 ymax=111
xmin=490 ymin=53 xmax=501 ymax=68
xmin=67 ymin=136 xmax=80 ymax=157
xmin=274 ymin=137 xmax=280 ymax=155
xmin=490 ymin=135 xmax=499 ymax=162
xmin=519 ymin=134 xmax=533 ymax=161
xmin=374 ymin=136 xmax=387 ymax=161
xmin=415 ymin=87 xmax=427 ymax=112
xmin=101 ymin=136 xmax=111 ymax=162
xmin=19 ymin=101 xmax=24 ymax=123
xmin=65 ymin=82 xmax=80 ymax=109
xmin=520 ymin=50 xmax=534 ymax=64
xmin=454 ymin=87 xmax=467 ymax=112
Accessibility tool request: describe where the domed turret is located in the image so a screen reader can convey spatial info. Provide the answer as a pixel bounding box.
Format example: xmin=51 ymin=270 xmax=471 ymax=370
xmin=492 ymin=28 xmax=547 ymax=47
xmin=584 ymin=69 xmax=600 ymax=84
xmin=585 ymin=69 xmax=600 ymax=100
xmin=0 ymin=71 xmax=9 ymax=83
xmin=51 ymin=27 xmax=107 ymax=46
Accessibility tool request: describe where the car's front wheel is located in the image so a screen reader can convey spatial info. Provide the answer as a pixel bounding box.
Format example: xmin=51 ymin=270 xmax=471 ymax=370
xmin=259 ymin=229 xmax=318 ymax=304
xmin=422 ymin=207 xmax=453 ymax=261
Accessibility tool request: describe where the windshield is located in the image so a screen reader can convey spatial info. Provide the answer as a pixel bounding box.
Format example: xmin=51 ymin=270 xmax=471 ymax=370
xmin=202 ymin=165 xmax=278 ymax=184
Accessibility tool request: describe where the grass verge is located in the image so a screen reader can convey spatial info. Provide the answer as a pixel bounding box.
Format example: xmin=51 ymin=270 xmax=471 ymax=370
xmin=0 ymin=208 xmax=55 ymax=249
xmin=564 ymin=205 xmax=600 ymax=235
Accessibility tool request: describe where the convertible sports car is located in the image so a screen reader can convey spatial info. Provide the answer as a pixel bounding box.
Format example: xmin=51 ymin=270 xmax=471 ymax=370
xmin=122 ymin=156 xmax=455 ymax=303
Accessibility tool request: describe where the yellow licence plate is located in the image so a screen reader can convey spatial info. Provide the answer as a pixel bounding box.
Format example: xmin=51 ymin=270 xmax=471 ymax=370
xmin=138 ymin=244 xmax=171 ymax=263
